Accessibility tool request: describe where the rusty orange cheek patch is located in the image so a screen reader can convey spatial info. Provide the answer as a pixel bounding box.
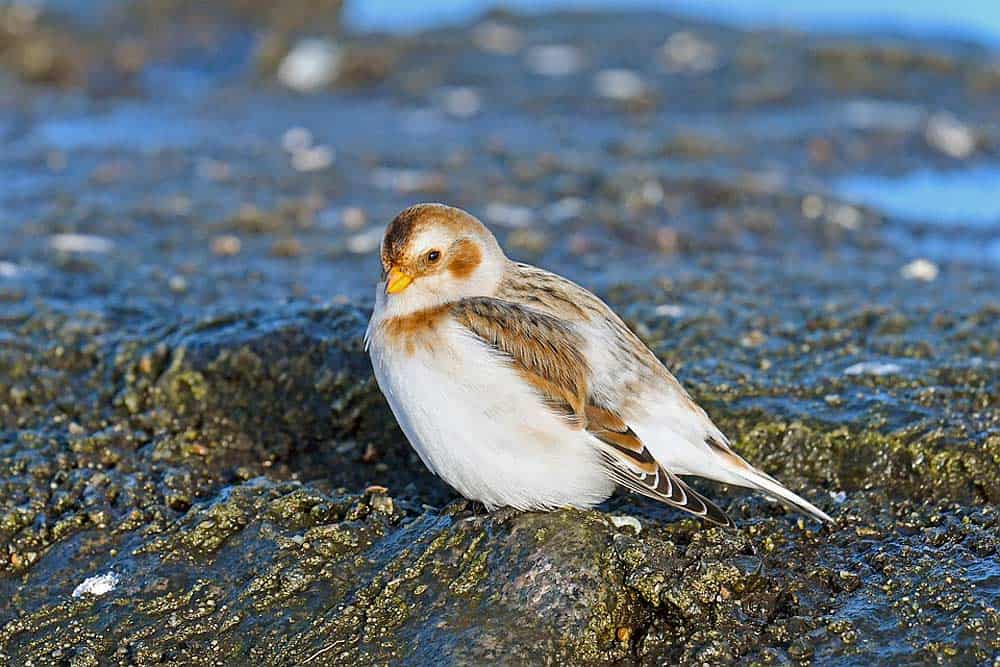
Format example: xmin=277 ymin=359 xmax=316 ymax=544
xmin=447 ymin=239 xmax=482 ymax=279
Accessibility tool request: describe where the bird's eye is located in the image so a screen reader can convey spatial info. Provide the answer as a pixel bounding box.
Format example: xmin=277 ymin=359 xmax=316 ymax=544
xmin=426 ymin=250 xmax=441 ymax=263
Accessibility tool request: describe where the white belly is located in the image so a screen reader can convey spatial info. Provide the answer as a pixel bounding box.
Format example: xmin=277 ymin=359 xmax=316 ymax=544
xmin=368 ymin=320 xmax=614 ymax=510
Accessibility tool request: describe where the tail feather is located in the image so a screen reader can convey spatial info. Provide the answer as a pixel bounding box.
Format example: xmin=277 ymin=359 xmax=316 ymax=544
xmin=731 ymin=466 xmax=833 ymax=523
xmin=701 ymin=436 xmax=833 ymax=523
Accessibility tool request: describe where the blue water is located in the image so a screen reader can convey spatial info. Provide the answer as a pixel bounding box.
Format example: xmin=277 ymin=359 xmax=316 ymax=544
xmin=838 ymin=166 xmax=1000 ymax=227
xmin=346 ymin=0 xmax=1000 ymax=45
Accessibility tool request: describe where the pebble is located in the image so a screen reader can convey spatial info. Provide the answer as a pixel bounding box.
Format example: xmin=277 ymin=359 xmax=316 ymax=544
xmin=281 ymin=127 xmax=313 ymax=153
xmin=72 ymin=572 xmax=119 ymax=598
xmin=801 ymin=195 xmax=824 ymax=220
xmin=653 ymin=226 xmax=679 ymax=254
xmin=924 ymin=112 xmax=976 ymax=159
xmin=640 ymin=180 xmax=664 ymax=206
xmin=371 ymin=168 xmax=444 ymax=193
xmin=439 ymin=87 xmax=482 ymax=119
xmin=525 ymin=45 xmax=583 ymax=77
xmin=484 ymin=202 xmax=534 ymax=228
xmin=168 ymin=275 xmax=188 ymax=293
xmin=507 ymin=228 xmax=548 ymax=253
xmin=594 ymin=69 xmax=645 ymax=101
xmin=828 ymin=203 xmax=862 ymax=230
xmin=291 ymin=145 xmax=334 ymax=172
xmin=346 ymin=227 xmax=383 ymax=254
xmin=844 ymin=361 xmax=902 ymax=376
xmin=654 ymin=304 xmax=685 ymax=318
xmin=340 ymin=206 xmax=367 ymax=230
xmin=49 ymin=234 xmax=114 ymax=254
xmin=900 ymin=258 xmax=939 ymax=282
xmin=661 ymin=31 xmax=719 ymax=73
xmin=0 ymin=261 xmax=23 ymax=278
xmin=473 ymin=21 xmax=522 ymax=55
xmin=271 ymin=238 xmax=303 ymax=258
xmin=277 ymin=39 xmax=341 ymax=93
xmin=544 ymin=197 xmax=585 ymax=224
xmin=609 ymin=515 xmax=642 ymax=533
xmin=211 ymin=235 xmax=242 ymax=257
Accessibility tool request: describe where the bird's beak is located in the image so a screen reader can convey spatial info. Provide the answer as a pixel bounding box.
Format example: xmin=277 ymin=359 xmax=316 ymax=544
xmin=385 ymin=266 xmax=414 ymax=294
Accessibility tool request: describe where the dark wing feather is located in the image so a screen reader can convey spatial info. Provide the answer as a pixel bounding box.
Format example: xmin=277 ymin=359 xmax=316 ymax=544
xmin=587 ymin=406 xmax=733 ymax=526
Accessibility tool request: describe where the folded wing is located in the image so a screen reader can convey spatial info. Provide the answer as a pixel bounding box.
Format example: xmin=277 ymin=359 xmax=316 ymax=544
xmin=452 ymin=296 xmax=733 ymax=525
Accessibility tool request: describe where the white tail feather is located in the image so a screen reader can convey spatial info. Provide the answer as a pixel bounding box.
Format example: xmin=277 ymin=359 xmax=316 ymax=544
xmin=729 ymin=466 xmax=833 ymax=523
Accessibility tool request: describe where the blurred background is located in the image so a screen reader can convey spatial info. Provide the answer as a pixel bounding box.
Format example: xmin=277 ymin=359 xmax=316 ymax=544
xmin=2 ymin=0 xmax=1000 ymax=308
xmin=2 ymin=2 xmax=999 ymax=663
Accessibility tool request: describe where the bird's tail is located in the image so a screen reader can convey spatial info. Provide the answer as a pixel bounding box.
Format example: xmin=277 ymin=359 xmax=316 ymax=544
xmin=701 ymin=437 xmax=833 ymax=523
xmin=732 ymin=465 xmax=833 ymax=523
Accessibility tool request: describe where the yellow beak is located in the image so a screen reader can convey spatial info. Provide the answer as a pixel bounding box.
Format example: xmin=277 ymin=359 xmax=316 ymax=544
xmin=385 ymin=266 xmax=414 ymax=294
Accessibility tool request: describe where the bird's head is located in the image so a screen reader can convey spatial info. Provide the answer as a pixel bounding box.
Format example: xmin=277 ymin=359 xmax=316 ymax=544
xmin=377 ymin=203 xmax=506 ymax=315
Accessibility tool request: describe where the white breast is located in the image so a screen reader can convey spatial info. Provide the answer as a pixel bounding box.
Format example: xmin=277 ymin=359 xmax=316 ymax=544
xmin=367 ymin=317 xmax=614 ymax=510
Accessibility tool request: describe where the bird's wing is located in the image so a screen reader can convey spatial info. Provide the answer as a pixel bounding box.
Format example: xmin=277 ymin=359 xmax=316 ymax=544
xmin=586 ymin=405 xmax=733 ymax=526
xmin=450 ymin=297 xmax=589 ymax=423
xmin=451 ymin=296 xmax=733 ymax=525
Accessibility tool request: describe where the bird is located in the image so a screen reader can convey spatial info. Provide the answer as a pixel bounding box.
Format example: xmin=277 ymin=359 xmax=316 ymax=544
xmin=365 ymin=203 xmax=832 ymax=526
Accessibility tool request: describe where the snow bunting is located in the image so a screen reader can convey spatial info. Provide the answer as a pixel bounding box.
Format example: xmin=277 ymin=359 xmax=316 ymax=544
xmin=365 ymin=203 xmax=832 ymax=526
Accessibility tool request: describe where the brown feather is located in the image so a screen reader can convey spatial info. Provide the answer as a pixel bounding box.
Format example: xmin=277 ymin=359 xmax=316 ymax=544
xmin=447 ymin=238 xmax=482 ymax=279
xmin=451 ymin=297 xmax=590 ymax=420
xmin=380 ymin=305 xmax=451 ymax=355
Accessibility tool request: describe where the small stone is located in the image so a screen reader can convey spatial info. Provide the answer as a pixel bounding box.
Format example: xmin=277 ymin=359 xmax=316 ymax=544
xmin=525 ymin=45 xmax=583 ymax=77
xmin=277 ymin=39 xmax=341 ymax=93
xmin=484 ymin=202 xmax=533 ymax=228
xmin=281 ymin=127 xmax=313 ymax=153
xmin=609 ymin=515 xmax=642 ymax=533
xmin=653 ymin=226 xmax=679 ymax=254
xmin=271 ymin=238 xmax=303 ymax=258
xmin=0 ymin=261 xmax=23 ymax=278
xmin=925 ymin=112 xmax=976 ymax=159
xmin=900 ymin=258 xmax=939 ymax=282
xmin=828 ymin=204 xmax=862 ymax=230
xmin=654 ymin=304 xmax=685 ymax=318
xmin=544 ymin=197 xmax=585 ymax=224
xmin=740 ymin=330 xmax=767 ymax=347
xmin=370 ymin=495 xmax=393 ymax=514
xmin=473 ymin=22 xmax=522 ymax=55
xmin=594 ymin=69 xmax=645 ymax=101
xmin=341 ymin=206 xmax=366 ymax=230
xmin=211 ymin=235 xmax=242 ymax=257
xmin=49 ymin=234 xmax=114 ymax=254
xmin=168 ymin=275 xmax=188 ymax=293
xmin=440 ymin=87 xmax=481 ymax=119
xmin=347 ymin=228 xmax=383 ymax=255
xmin=371 ymin=168 xmax=444 ymax=193
xmin=291 ymin=145 xmax=334 ymax=172
xmin=640 ymin=181 xmax=664 ymax=206
xmin=507 ymin=229 xmax=548 ymax=253
xmin=197 ymin=159 xmax=231 ymax=182
xmin=72 ymin=572 xmax=120 ymax=598
xmin=844 ymin=361 xmax=902 ymax=376
xmin=661 ymin=31 xmax=719 ymax=73
xmin=801 ymin=194 xmax=824 ymax=220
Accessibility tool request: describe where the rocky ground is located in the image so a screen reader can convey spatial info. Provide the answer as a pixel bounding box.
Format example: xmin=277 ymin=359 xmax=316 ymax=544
xmin=1 ymin=2 xmax=999 ymax=665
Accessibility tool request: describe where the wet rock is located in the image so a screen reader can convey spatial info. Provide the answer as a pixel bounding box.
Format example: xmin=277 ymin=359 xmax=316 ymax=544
xmin=2 ymin=6 xmax=1000 ymax=665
